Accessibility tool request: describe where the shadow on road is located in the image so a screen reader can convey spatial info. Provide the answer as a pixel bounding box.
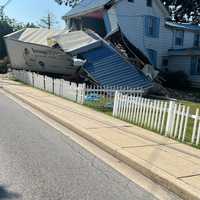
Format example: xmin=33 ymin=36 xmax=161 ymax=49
xmin=0 ymin=185 xmax=20 ymax=199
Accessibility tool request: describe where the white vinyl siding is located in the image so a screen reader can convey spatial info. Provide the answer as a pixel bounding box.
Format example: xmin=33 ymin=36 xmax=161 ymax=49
xmin=107 ymin=6 xmax=118 ymax=33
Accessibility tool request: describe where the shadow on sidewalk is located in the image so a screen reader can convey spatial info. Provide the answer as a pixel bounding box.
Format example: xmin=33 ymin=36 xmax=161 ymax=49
xmin=0 ymin=185 xmax=21 ymax=199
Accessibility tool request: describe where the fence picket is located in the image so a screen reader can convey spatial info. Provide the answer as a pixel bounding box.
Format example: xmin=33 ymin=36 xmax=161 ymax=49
xmin=150 ymin=101 xmax=157 ymax=130
xmin=154 ymin=101 xmax=159 ymax=130
xmin=192 ymin=109 xmax=199 ymax=144
xmin=130 ymin=96 xmax=136 ymax=123
xmin=174 ymin=104 xmax=181 ymax=138
xmin=119 ymin=94 xmax=124 ymax=119
xmin=127 ymin=96 xmax=132 ymax=121
xmin=170 ymin=104 xmax=178 ymax=137
xmin=182 ymin=107 xmax=190 ymax=142
xmin=121 ymin=95 xmax=127 ymax=120
xmin=141 ymin=98 xmax=147 ymax=126
xmin=144 ymin=99 xmax=150 ymax=127
xmin=156 ymin=101 xmax=163 ymax=132
xmin=123 ymin=95 xmax=129 ymax=120
xmin=135 ymin=97 xmax=141 ymax=124
xmin=160 ymin=102 xmax=168 ymax=134
xmin=138 ymin=98 xmax=144 ymax=125
xmin=178 ymin=106 xmax=186 ymax=140
xmin=196 ymin=121 xmax=200 ymax=146
xmin=132 ymin=97 xmax=138 ymax=123
xmin=113 ymin=91 xmax=118 ymax=117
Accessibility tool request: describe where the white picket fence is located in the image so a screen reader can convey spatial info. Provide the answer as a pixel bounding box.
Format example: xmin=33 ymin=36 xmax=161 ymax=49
xmin=12 ymin=70 xmax=85 ymax=104
xmin=113 ymin=91 xmax=200 ymax=146
xmin=11 ymin=70 xmax=143 ymax=106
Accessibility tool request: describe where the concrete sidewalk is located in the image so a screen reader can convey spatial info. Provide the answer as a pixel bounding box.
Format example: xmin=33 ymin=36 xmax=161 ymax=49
xmin=1 ymin=79 xmax=200 ymax=200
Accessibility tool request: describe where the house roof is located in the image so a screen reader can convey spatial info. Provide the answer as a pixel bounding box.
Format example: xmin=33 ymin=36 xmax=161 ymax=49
xmin=80 ymin=44 xmax=152 ymax=88
xmin=63 ymin=0 xmax=112 ymax=19
xmin=4 ymin=28 xmax=69 ymax=46
xmin=51 ymin=30 xmax=101 ymax=53
xmin=64 ymin=0 xmax=169 ymax=19
xmin=166 ymin=21 xmax=200 ymax=32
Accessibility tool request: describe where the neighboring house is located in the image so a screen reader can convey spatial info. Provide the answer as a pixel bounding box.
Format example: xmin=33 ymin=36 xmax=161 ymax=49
xmin=63 ymin=0 xmax=200 ymax=87
xmin=166 ymin=22 xmax=200 ymax=87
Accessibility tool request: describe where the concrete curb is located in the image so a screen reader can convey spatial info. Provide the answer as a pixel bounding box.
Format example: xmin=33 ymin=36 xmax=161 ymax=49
xmin=3 ymin=87 xmax=200 ymax=200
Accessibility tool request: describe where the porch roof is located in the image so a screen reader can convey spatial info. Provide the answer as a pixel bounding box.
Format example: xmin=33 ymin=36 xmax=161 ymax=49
xmin=168 ymin=48 xmax=200 ymax=56
xmin=166 ymin=21 xmax=200 ymax=32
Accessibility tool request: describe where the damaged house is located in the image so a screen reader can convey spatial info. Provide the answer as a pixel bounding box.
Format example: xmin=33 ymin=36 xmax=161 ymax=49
xmin=4 ymin=0 xmax=200 ymax=88
xmin=63 ymin=0 xmax=200 ymax=88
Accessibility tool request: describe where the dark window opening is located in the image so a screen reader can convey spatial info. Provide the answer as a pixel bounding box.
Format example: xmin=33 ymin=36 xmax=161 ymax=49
xmin=191 ymin=56 xmax=200 ymax=75
xmin=194 ymin=34 xmax=200 ymax=47
xmin=162 ymin=59 xmax=168 ymax=66
xmin=147 ymin=0 xmax=152 ymax=7
xmin=175 ymin=31 xmax=184 ymax=46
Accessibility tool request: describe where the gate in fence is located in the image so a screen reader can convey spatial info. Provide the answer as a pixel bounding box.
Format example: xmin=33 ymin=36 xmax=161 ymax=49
xmin=113 ymin=91 xmax=200 ymax=146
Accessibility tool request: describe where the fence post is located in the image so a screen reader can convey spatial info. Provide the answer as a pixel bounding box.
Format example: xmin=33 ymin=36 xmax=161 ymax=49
xmin=113 ymin=91 xmax=118 ymax=117
xmin=43 ymin=75 xmax=46 ymax=91
xmin=196 ymin=122 xmax=200 ymax=146
xmin=182 ymin=107 xmax=190 ymax=142
xmin=192 ymin=109 xmax=199 ymax=144
xmin=165 ymin=101 xmax=176 ymax=136
xmin=79 ymin=84 xmax=86 ymax=104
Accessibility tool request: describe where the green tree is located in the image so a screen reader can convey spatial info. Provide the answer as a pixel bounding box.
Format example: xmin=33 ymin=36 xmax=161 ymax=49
xmin=25 ymin=22 xmax=38 ymax=28
xmin=54 ymin=0 xmax=80 ymax=8
xmin=161 ymin=0 xmax=200 ymax=22
xmin=0 ymin=15 xmax=37 ymax=59
xmin=0 ymin=18 xmax=13 ymax=59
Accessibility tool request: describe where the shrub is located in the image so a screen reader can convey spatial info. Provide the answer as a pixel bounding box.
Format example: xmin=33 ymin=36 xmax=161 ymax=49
xmin=160 ymin=70 xmax=191 ymax=89
xmin=0 ymin=61 xmax=8 ymax=74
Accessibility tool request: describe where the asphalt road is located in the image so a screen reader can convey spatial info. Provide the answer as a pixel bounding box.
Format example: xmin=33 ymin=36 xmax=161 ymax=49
xmin=0 ymin=92 xmax=162 ymax=200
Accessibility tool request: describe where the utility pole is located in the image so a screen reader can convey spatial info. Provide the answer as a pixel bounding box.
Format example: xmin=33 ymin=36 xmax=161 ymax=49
xmin=47 ymin=13 xmax=51 ymax=29
xmin=38 ymin=12 xmax=58 ymax=29
xmin=0 ymin=0 xmax=12 ymax=20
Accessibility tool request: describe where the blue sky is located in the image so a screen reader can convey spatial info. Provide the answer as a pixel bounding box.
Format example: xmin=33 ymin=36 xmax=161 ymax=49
xmin=1 ymin=0 xmax=71 ymax=28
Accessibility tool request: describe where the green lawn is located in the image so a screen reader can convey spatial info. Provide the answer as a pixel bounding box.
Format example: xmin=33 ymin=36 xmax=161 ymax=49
xmin=179 ymin=100 xmax=200 ymax=114
xmin=84 ymin=98 xmax=113 ymax=116
xmin=0 ymin=63 xmax=7 ymax=74
xmin=177 ymin=100 xmax=200 ymax=148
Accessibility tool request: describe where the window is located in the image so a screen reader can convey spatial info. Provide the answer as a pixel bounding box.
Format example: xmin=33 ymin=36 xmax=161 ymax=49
xmin=194 ymin=33 xmax=200 ymax=47
xmin=147 ymin=49 xmax=157 ymax=67
xmin=145 ymin=16 xmax=160 ymax=38
xmin=175 ymin=31 xmax=184 ymax=46
xmin=162 ymin=58 xmax=168 ymax=66
xmin=147 ymin=0 xmax=152 ymax=7
xmin=191 ymin=56 xmax=200 ymax=75
xmin=128 ymin=0 xmax=134 ymax=2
